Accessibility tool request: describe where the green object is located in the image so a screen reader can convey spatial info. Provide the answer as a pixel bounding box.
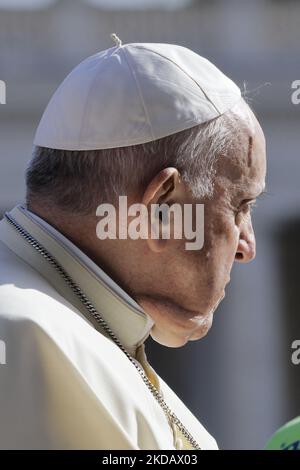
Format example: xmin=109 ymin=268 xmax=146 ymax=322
xmin=265 ymin=416 xmax=300 ymax=450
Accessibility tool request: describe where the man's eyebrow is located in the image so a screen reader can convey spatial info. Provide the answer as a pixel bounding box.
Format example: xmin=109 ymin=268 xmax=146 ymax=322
xmin=238 ymin=186 xmax=267 ymax=202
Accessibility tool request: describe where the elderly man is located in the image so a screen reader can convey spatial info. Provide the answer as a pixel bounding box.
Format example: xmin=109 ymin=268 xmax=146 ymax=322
xmin=0 ymin=35 xmax=266 ymax=450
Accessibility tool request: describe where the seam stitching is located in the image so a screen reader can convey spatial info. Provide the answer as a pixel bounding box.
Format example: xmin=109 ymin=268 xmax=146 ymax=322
xmin=121 ymin=46 xmax=155 ymax=140
xmin=132 ymin=45 xmax=224 ymax=115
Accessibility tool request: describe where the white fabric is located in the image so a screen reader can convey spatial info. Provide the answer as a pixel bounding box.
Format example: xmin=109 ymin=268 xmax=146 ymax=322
xmin=24 ymin=206 xmax=148 ymax=319
xmin=34 ymin=38 xmax=241 ymax=150
xmin=1 ymin=205 xmax=150 ymax=357
xmin=0 ymin=206 xmax=218 ymax=450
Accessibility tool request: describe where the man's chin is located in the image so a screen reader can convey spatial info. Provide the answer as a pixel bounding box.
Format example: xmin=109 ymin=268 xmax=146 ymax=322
xmin=189 ymin=311 xmax=214 ymax=341
xmin=189 ymin=321 xmax=212 ymax=342
xmin=150 ymin=312 xmax=214 ymax=348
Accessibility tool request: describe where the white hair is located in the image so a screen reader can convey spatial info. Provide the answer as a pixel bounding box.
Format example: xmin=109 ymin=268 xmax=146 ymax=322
xmin=26 ymin=108 xmax=244 ymax=215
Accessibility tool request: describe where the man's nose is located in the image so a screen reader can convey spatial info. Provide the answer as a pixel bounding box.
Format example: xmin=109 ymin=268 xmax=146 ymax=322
xmin=235 ymin=223 xmax=256 ymax=263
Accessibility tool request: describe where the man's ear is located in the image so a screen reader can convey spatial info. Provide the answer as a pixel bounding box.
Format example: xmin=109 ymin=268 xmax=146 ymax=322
xmin=142 ymin=168 xmax=182 ymax=253
xmin=142 ymin=168 xmax=181 ymax=206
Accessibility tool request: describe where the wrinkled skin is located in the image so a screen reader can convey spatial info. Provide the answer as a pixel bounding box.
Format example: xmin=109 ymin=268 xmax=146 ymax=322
xmin=30 ymin=99 xmax=266 ymax=349
xmin=132 ymin=99 xmax=267 ymax=347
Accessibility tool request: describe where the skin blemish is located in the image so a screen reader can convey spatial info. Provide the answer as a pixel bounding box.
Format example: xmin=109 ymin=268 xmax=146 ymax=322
xmin=247 ymin=136 xmax=253 ymax=168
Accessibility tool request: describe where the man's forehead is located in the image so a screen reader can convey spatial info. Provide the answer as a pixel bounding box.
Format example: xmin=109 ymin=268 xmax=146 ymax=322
xmin=215 ymin=142 xmax=253 ymax=184
xmin=214 ymin=152 xmax=266 ymax=201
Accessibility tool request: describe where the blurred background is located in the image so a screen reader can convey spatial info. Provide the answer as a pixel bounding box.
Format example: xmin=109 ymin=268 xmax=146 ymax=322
xmin=0 ymin=0 xmax=299 ymax=450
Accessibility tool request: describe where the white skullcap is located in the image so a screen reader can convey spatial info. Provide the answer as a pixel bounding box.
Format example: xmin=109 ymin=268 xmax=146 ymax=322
xmin=34 ymin=34 xmax=241 ymax=150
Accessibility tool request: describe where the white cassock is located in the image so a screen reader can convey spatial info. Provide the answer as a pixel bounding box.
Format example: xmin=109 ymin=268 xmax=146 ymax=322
xmin=0 ymin=205 xmax=218 ymax=450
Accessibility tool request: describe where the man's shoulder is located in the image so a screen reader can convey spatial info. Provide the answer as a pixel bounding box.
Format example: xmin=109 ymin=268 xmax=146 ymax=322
xmin=0 ymin=240 xmax=49 ymax=317
xmin=0 ymin=239 xmax=102 ymax=350
xmin=0 ymin=237 xmax=50 ymax=291
xmin=0 ymin=238 xmax=62 ymax=318
xmin=0 ymin=243 xmax=125 ymax=394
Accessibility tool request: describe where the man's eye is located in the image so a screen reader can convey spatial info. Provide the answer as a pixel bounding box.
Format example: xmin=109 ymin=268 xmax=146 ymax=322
xmin=245 ymin=201 xmax=257 ymax=212
xmin=235 ymin=200 xmax=257 ymax=218
xmin=240 ymin=201 xmax=257 ymax=214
